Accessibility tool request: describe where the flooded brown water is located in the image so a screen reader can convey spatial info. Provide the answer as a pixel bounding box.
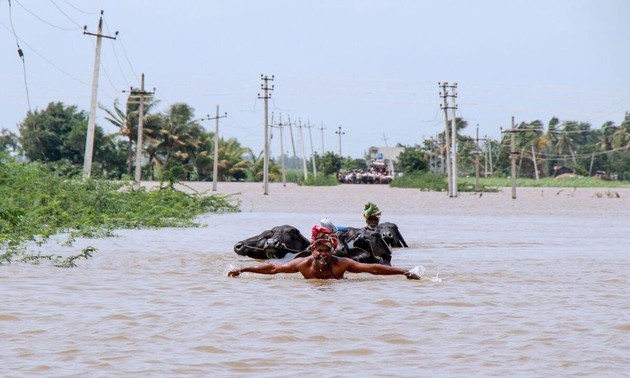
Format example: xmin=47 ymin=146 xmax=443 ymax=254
xmin=3 ymin=182 xmax=629 ymax=377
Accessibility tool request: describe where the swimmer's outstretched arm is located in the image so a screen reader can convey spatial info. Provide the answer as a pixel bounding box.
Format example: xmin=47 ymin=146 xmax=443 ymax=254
xmin=344 ymin=259 xmax=421 ymax=280
xmin=228 ymin=260 xmax=301 ymax=277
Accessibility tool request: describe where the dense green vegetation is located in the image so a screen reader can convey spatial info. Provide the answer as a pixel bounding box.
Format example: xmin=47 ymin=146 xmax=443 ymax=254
xmin=3 ymin=100 xmax=629 ymax=187
xmin=0 ymin=155 xmax=238 ymax=267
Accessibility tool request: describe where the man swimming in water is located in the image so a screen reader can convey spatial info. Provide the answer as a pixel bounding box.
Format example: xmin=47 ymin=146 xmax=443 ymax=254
xmin=228 ymin=225 xmax=420 ymax=280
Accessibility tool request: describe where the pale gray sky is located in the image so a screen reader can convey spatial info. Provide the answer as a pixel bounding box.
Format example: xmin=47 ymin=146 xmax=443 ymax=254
xmin=2 ymin=0 xmax=629 ymax=158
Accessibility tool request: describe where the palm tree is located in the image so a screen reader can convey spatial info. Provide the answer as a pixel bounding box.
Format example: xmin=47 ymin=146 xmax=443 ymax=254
xmin=100 ymin=97 xmax=159 ymax=176
xmin=555 ymin=121 xmax=580 ymax=166
xmin=218 ymin=138 xmax=251 ymax=181
xmin=148 ymin=103 xmax=202 ymax=180
xmin=595 ymin=121 xmax=617 ymax=152
xmin=612 ymin=113 xmax=630 ymax=149
xmin=515 ymin=120 xmax=543 ymax=178
xmin=193 ymin=130 xmax=216 ymax=181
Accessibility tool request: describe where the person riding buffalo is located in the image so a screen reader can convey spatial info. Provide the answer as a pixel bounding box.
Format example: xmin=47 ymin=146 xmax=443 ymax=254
xmin=228 ymin=225 xmax=420 ymax=280
xmin=363 ymin=201 xmax=382 ymax=230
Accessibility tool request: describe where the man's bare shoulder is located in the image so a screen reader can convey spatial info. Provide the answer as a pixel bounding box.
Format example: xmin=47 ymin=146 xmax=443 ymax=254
xmin=331 ymin=256 xmax=356 ymax=267
xmin=284 ymin=256 xmax=311 ymax=266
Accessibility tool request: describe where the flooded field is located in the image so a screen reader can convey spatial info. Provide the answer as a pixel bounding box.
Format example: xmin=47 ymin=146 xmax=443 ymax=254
xmin=2 ymin=182 xmax=629 ymax=377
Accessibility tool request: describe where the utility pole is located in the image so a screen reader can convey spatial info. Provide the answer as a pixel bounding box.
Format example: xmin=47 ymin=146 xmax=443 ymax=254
xmin=449 ymin=83 xmax=458 ymax=197
xmin=439 ymin=82 xmax=455 ymax=197
xmin=382 ymin=134 xmax=389 ymax=148
xmin=276 ymin=115 xmax=287 ymax=186
xmin=131 ymin=74 xmax=154 ymax=189
xmin=531 ymin=144 xmax=539 ymax=180
xmin=319 ymin=122 xmax=325 ymax=154
xmin=298 ymin=119 xmax=308 ymax=180
xmin=287 ymin=115 xmax=297 ymax=159
xmin=82 ymin=11 xmax=117 ymax=178
xmin=307 ymin=121 xmax=317 ymax=178
xmin=486 ymin=135 xmax=494 ymax=176
xmin=502 ymin=118 xmax=543 ymax=199
xmin=258 ymin=74 xmax=274 ymax=195
xmin=510 ymin=116 xmax=517 ymax=199
xmin=472 ymin=124 xmax=488 ymax=192
xmin=208 ymin=105 xmax=227 ymax=192
xmin=335 ymin=126 xmax=345 ymax=156
xmin=474 ymin=125 xmax=481 ymax=191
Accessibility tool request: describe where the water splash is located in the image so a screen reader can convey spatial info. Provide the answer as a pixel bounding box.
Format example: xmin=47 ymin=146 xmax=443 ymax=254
xmin=409 ymin=265 xmax=443 ymax=282
xmin=430 ymin=271 xmax=443 ymax=283
xmin=224 ymin=264 xmax=236 ymax=276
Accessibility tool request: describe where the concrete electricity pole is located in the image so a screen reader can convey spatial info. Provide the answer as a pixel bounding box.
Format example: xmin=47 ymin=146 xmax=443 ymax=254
xmin=439 ymin=82 xmax=455 ymax=197
xmin=335 ymin=126 xmax=345 ymax=156
xmin=83 ymin=11 xmax=117 ymax=178
xmin=131 ymin=74 xmax=154 ymax=189
xmin=503 ymin=118 xmax=543 ymax=199
xmin=318 ymin=122 xmax=326 ymax=154
xmin=258 ymin=74 xmax=274 ymax=195
xmin=298 ymin=119 xmax=308 ymax=181
xmin=307 ymin=121 xmax=317 ymax=178
xmin=449 ymin=83 xmax=458 ymax=197
xmin=287 ymin=116 xmax=297 ymax=159
xmin=472 ymin=124 xmax=488 ymax=192
xmin=209 ymin=105 xmax=227 ymax=192
xmin=510 ymin=116 xmax=517 ymax=199
xmin=276 ymin=114 xmax=287 ymax=186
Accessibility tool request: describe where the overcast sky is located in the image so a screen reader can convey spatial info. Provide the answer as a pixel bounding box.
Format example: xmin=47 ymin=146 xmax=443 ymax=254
xmin=1 ymin=0 xmax=629 ymax=158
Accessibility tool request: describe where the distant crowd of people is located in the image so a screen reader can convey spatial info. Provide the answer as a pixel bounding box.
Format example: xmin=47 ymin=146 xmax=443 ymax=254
xmin=337 ymin=167 xmax=393 ymax=184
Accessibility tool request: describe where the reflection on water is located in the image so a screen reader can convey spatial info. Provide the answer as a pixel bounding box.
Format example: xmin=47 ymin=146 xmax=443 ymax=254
xmin=2 ymin=184 xmax=629 ymax=377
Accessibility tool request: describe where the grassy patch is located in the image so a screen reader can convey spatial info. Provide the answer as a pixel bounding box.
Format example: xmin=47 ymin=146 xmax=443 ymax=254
xmin=391 ymin=172 xmax=628 ymax=191
xmin=0 ymin=157 xmax=239 ymax=267
xmin=299 ymin=174 xmax=340 ymax=186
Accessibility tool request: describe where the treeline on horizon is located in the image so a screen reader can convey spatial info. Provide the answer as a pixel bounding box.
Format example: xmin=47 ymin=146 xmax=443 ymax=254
xmin=1 ymin=99 xmax=630 ymax=183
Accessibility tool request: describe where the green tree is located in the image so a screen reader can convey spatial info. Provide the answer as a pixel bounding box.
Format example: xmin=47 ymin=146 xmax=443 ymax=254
xmin=555 ymin=121 xmax=591 ymax=167
xmin=100 ymin=96 xmax=159 ymax=176
xmin=218 ymin=138 xmax=251 ymax=181
xmin=317 ymin=152 xmax=343 ymax=176
xmin=96 ymin=136 xmax=129 ymax=179
xmin=18 ymin=102 xmax=101 ymax=165
xmin=397 ymin=146 xmax=428 ymax=174
xmin=341 ymin=157 xmax=367 ymax=171
xmin=193 ymin=129 xmax=217 ymax=181
xmin=147 ymin=103 xmax=203 ymax=181
xmin=0 ymin=129 xmax=19 ymax=154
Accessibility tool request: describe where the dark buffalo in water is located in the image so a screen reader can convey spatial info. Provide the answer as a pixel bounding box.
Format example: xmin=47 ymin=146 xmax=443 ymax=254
xmin=233 ymin=225 xmax=310 ymax=259
xmin=335 ymin=227 xmax=392 ymax=265
xmin=377 ymin=222 xmax=408 ymax=248
xmin=233 ymin=224 xmax=392 ymax=265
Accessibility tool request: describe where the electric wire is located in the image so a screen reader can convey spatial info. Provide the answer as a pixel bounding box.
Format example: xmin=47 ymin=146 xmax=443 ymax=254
xmin=103 ymin=19 xmax=130 ymax=89
xmin=14 ymin=0 xmax=80 ymax=31
xmin=48 ymin=0 xmax=84 ymax=27
xmin=60 ymin=0 xmax=97 ymax=15
xmin=7 ymin=0 xmax=31 ymax=110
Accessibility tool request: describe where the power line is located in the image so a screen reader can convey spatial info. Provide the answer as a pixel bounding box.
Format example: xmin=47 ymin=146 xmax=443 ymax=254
xmin=7 ymin=0 xmax=31 ymax=111
xmin=115 ymin=34 xmax=139 ymax=83
xmin=59 ymin=0 xmax=98 ymax=15
xmin=14 ymin=0 xmax=81 ymax=31
xmin=0 ymin=19 xmax=90 ymax=86
xmin=49 ymin=0 xmax=87 ymax=27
